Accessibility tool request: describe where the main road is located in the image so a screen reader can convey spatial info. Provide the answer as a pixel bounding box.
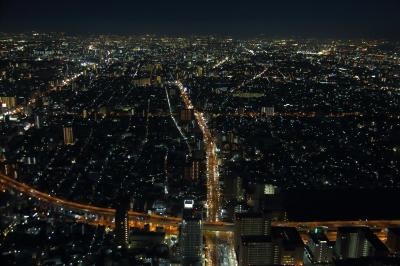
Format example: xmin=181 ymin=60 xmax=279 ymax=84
xmin=172 ymin=81 xmax=222 ymax=265
xmin=172 ymin=81 xmax=220 ymax=223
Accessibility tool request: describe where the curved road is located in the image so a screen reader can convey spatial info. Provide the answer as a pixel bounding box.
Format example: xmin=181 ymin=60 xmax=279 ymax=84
xmin=2 ymin=172 xmax=400 ymax=232
xmin=0 ymin=172 xmax=231 ymax=230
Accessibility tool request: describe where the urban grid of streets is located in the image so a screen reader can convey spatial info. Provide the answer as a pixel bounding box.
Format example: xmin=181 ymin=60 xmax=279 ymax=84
xmin=2 ymin=76 xmax=232 ymax=265
xmin=1 ymin=59 xmax=397 ymax=266
xmin=1 ymin=35 xmax=400 ymax=265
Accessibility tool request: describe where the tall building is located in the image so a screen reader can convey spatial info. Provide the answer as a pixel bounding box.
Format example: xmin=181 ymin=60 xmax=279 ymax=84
xmin=225 ymin=176 xmax=245 ymax=204
xmin=184 ymin=160 xmax=200 ymax=181
xmin=196 ymin=66 xmax=203 ymax=77
xmin=234 ymin=212 xmax=272 ymax=256
xmin=334 ymin=227 xmax=388 ymax=260
xmin=272 ymin=227 xmax=304 ymax=266
xmin=180 ymin=200 xmax=203 ymax=265
xmin=82 ymin=109 xmax=88 ymax=119
xmin=237 ymin=226 xmax=304 ymax=266
xmin=0 ymin=96 xmax=16 ymax=108
xmin=304 ymin=228 xmax=333 ymax=264
xmin=239 ymin=235 xmax=277 ymax=266
xmin=114 ymin=197 xmax=130 ymax=248
xmin=63 ymin=126 xmax=74 ymax=145
xmin=261 ymin=106 xmax=275 ymax=116
xmin=34 ymin=114 xmax=42 ymax=129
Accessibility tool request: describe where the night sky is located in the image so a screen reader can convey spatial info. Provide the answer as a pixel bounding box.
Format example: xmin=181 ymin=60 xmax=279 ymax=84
xmin=0 ymin=0 xmax=399 ymax=38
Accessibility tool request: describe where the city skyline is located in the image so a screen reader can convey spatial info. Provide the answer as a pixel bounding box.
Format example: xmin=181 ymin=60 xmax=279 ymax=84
xmin=0 ymin=1 xmax=399 ymax=265
xmin=0 ymin=0 xmax=400 ymax=38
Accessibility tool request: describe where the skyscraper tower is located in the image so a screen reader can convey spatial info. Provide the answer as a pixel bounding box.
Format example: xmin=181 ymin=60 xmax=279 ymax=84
xmin=234 ymin=212 xmax=272 ymax=254
xmin=334 ymin=227 xmax=388 ymax=260
xmin=306 ymin=228 xmax=333 ymax=264
xmin=180 ymin=200 xmax=203 ymax=265
xmin=239 ymin=235 xmax=276 ymax=265
xmin=63 ymin=126 xmax=74 ymax=145
xmin=114 ymin=196 xmax=130 ymax=248
xmin=34 ymin=114 xmax=42 ymax=129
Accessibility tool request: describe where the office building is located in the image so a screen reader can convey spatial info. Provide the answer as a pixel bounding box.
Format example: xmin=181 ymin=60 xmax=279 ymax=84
xmin=304 ymin=228 xmax=333 ymax=264
xmin=239 ymin=235 xmax=277 ymax=266
xmin=34 ymin=114 xmax=42 ymax=129
xmin=225 ymin=176 xmax=245 ymax=203
xmin=272 ymin=227 xmax=304 ymax=266
xmin=234 ymin=212 xmax=272 ymax=255
xmin=63 ymin=126 xmax=74 ymax=145
xmin=114 ymin=197 xmax=130 ymax=248
xmin=261 ymin=106 xmax=275 ymax=116
xmin=0 ymin=96 xmax=16 ymax=108
xmin=334 ymin=227 xmax=388 ymax=260
xmin=196 ymin=66 xmax=203 ymax=77
xmin=180 ymin=200 xmax=203 ymax=265
xmin=184 ymin=160 xmax=200 ymax=181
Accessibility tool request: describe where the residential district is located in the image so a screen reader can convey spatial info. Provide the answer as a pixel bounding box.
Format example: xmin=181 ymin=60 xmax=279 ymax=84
xmin=0 ymin=33 xmax=399 ymax=265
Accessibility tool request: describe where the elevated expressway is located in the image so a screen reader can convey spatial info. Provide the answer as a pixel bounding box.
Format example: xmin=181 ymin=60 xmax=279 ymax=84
xmin=2 ymin=172 xmax=400 ymax=235
xmin=0 ymin=172 xmax=230 ymax=233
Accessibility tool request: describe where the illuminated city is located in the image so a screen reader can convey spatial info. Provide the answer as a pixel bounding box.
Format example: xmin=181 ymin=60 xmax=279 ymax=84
xmin=1 ymin=1 xmax=400 ymax=265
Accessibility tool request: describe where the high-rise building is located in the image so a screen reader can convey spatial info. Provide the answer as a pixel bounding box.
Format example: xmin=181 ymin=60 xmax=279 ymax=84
xmin=261 ymin=106 xmax=275 ymax=116
xmin=225 ymin=176 xmax=245 ymax=204
xmin=234 ymin=212 xmax=272 ymax=256
xmin=63 ymin=126 xmax=74 ymax=145
xmin=239 ymin=235 xmax=277 ymax=266
xmin=0 ymin=96 xmax=16 ymax=109
xmin=180 ymin=200 xmax=203 ymax=265
xmin=34 ymin=114 xmax=42 ymax=129
xmin=237 ymin=226 xmax=304 ymax=266
xmin=184 ymin=160 xmax=200 ymax=181
xmin=334 ymin=227 xmax=388 ymax=260
xmin=272 ymin=227 xmax=304 ymax=266
xmin=114 ymin=197 xmax=130 ymax=248
xmin=196 ymin=66 xmax=203 ymax=77
xmin=304 ymin=228 xmax=333 ymax=264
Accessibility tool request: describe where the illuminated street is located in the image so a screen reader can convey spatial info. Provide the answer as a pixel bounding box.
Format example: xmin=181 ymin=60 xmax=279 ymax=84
xmin=173 ymin=81 xmax=221 ymax=223
xmin=1 ymin=30 xmax=399 ymax=265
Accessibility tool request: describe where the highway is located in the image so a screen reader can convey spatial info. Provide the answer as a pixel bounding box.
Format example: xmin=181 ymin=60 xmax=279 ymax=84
xmin=173 ymin=81 xmax=220 ymax=223
xmin=172 ymin=80 xmax=223 ymax=265
xmin=274 ymin=220 xmax=400 ymax=230
xmin=0 ymin=172 xmax=231 ymax=232
xmin=0 ymin=172 xmax=179 ymax=226
xmin=2 ymin=172 xmax=400 ymax=242
xmin=3 ymin=171 xmax=399 ymax=233
xmin=3 ymin=170 xmax=400 ymax=233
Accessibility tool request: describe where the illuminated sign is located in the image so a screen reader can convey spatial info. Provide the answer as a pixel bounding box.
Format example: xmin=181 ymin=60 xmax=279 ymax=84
xmin=184 ymin=199 xmax=194 ymax=209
